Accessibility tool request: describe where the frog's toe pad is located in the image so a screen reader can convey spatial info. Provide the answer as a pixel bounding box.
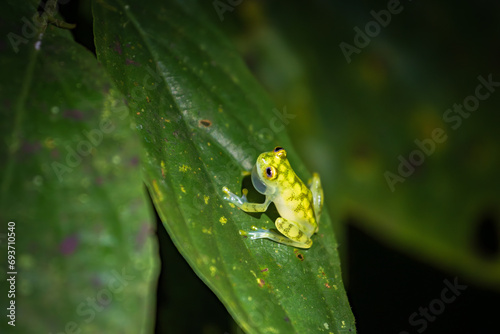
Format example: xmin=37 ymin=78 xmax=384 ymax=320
xmin=222 ymin=186 xmax=237 ymax=201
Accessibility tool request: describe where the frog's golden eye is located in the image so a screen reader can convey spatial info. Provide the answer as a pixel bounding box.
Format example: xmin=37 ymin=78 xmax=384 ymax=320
xmin=274 ymin=146 xmax=284 ymax=153
xmin=264 ymin=166 xmax=277 ymax=180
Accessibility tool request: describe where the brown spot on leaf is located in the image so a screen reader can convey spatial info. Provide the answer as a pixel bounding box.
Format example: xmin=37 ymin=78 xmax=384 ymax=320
xmin=199 ymin=119 xmax=212 ymax=127
xmin=136 ymin=222 xmax=150 ymax=251
xmin=130 ymin=156 xmax=139 ymax=166
xmin=60 ymin=234 xmax=79 ymax=255
xmin=113 ymin=40 xmax=122 ymax=55
xmin=63 ymin=109 xmax=84 ymax=121
xmin=21 ymin=141 xmax=41 ymax=154
xmin=125 ymin=59 xmax=140 ymax=66
xmin=95 ymin=177 xmax=103 ymax=185
xmin=51 ymin=149 xmax=60 ymax=158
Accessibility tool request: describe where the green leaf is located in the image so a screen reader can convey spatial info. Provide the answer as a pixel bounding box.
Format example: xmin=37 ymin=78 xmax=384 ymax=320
xmin=0 ymin=1 xmax=157 ymax=333
xmin=93 ymin=0 xmax=355 ymax=333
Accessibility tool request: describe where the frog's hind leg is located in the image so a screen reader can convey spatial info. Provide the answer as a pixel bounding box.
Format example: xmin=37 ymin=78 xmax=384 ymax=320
xmin=248 ymin=217 xmax=312 ymax=249
xmin=308 ymin=172 xmax=323 ymax=228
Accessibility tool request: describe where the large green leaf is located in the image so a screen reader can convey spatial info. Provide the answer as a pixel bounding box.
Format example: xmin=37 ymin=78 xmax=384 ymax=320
xmin=93 ymin=0 xmax=355 ymax=333
xmin=0 ymin=1 xmax=157 ymax=333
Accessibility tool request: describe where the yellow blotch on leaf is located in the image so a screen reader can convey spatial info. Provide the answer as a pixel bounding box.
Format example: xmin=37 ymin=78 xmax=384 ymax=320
xmin=152 ymin=179 xmax=163 ymax=202
xmin=160 ymin=160 xmax=167 ymax=178
xmin=43 ymin=137 xmax=55 ymax=149
xmin=179 ymin=164 xmax=191 ymax=172
xmin=219 ymin=216 xmax=227 ymax=225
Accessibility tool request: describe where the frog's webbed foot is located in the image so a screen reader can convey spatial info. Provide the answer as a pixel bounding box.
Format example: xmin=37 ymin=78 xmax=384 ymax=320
xmin=222 ymin=186 xmax=248 ymax=206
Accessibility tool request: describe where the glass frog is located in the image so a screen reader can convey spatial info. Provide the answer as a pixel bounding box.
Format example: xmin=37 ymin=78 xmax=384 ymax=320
xmin=222 ymin=146 xmax=323 ymax=249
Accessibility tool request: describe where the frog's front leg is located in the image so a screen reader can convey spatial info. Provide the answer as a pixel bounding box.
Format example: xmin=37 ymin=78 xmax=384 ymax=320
xmin=249 ymin=217 xmax=313 ymax=249
xmin=222 ymin=186 xmax=272 ymax=212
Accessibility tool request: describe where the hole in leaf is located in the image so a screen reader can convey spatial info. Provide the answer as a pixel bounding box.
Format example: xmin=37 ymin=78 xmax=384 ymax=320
xmin=473 ymin=209 xmax=499 ymax=259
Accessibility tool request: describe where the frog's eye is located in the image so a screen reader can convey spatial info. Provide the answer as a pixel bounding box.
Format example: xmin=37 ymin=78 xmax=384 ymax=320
xmin=273 ymin=146 xmax=286 ymax=159
xmin=264 ymin=166 xmax=277 ymax=180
